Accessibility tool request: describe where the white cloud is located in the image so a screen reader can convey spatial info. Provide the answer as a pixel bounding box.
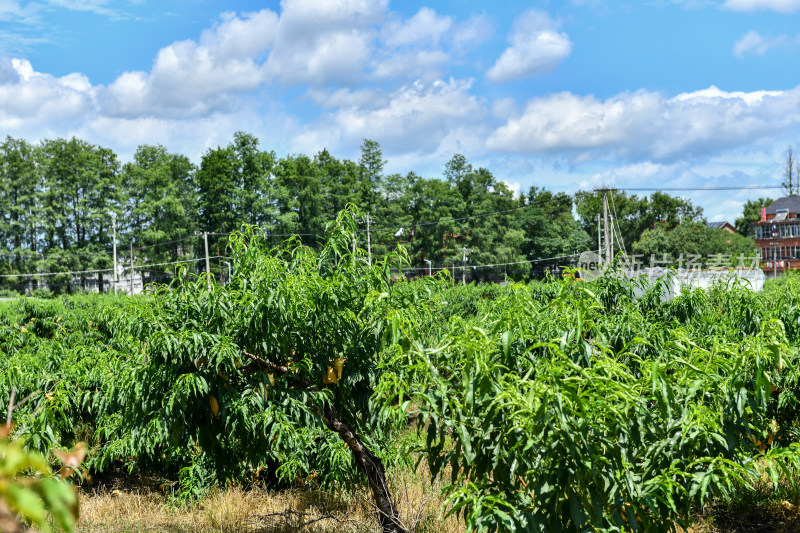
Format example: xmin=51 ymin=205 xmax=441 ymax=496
xmin=293 ymin=78 xmax=487 ymax=156
xmin=265 ymin=0 xmax=387 ymax=86
xmin=381 ymin=7 xmax=452 ymax=48
xmin=724 ymin=0 xmax=800 ymax=12
xmin=103 ymin=9 xmax=278 ymax=117
xmin=372 ymin=7 xmax=487 ymax=83
xmin=373 ymin=49 xmax=450 ymax=80
xmin=583 ymin=162 xmax=666 ymax=189
xmin=43 ymin=0 xmax=121 ymax=17
xmin=501 ymin=180 xmax=521 ymax=198
xmin=488 ymin=85 xmax=800 ymax=162
xmin=671 ymin=85 xmax=783 ymax=104
xmin=487 ymin=10 xmax=572 ymax=83
xmin=0 ymin=0 xmax=41 ymax=26
xmin=101 ymin=0 xmax=391 ymax=117
xmin=305 ymin=87 xmax=389 ymax=110
xmin=733 ymin=30 xmax=785 ymax=57
xmin=491 ymin=97 xmax=518 ymax=119
xmin=451 ymin=14 xmax=493 ymax=52
xmin=0 ymin=0 xmax=24 ymax=19
xmin=0 ymin=58 xmax=96 ymax=134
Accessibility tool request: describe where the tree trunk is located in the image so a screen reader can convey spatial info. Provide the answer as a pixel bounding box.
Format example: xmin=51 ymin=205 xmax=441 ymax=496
xmin=320 ymin=403 xmax=407 ymax=533
xmin=240 ymin=353 xmax=407 ymax=533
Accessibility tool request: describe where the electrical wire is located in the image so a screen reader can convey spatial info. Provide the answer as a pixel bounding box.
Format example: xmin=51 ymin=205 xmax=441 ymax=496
xmin=622 ymin=185 xmax=784 ymax=191
xmin=402 ymin=253 xmax=579 ymax=271
xmin=206 ymin=231 xmax=316 ymax=237
xmin=0 ymin=267 xmax=114 ymax=279
xmin=130 ymin=235 xmax=198 ymax=251
xmin=0 ymin=255 xmax=232 ymax=279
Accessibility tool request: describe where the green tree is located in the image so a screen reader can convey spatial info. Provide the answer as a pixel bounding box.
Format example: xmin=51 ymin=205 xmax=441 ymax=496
xmin=38 ymin=138 xmax=121 ymax=292
xmin=358 ymin=139 xmax=386 ymax=217
xmin=315 ymin=149 xmax=361 ymax=222
xmin=576 ymin=190 xmax=704 ymax=254
xmin=632 ymin=222 xmax=756 ymax=263
xmin=109 ymin=210 xmax=410 ymax=532
xmin=196 ymin=132 xmax=275 ymax=234
xmin=0 ymin=137 xmax=41 ymax=292
xmin=517 ymin=188 xmax=592 ymax=266
xmin=372 ymin=171 xmax=418 ymax=260
xmin=122 ymin=145 xmax=196 ymax=284
xmin=196 ymin=133 xmax=275 ymax=280
xmin=404 ymin=176 xmax=463 ymax=272
xmin=273 ymin=154 xmax=327 ymax=245
xmin=735 ymin=197 xmax=772 ymax=237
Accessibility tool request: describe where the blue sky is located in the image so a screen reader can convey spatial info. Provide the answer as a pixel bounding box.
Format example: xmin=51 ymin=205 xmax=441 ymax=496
xmin=1 ymin=0 xmax=800 ymax=223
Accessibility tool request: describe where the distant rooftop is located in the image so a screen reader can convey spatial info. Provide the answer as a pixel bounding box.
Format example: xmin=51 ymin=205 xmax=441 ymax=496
xmin=765 ymin=196 xmax=800 ymax=215
xmin=706 ymin=221 xmax=733 ymax=230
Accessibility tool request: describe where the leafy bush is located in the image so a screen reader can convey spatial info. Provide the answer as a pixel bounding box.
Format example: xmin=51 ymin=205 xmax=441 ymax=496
xmin=102 ymin=209 xmax=411 ymax=532
xmin=380 ymin=277 xmax=800 ymax=532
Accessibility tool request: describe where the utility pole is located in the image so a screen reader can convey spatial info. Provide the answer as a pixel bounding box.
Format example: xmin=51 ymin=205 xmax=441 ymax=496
xmin=610 ymin=215 xmax=614 ymax=261
xmin=597 ymin=214 xmax=601 ymax=259
xmin=603 ymin=191 xmax=611 ymax=264
xmin=129 ymin=242 xmax=134 ymax=295
xmin=424 ymin=259 xmax=431 ymax=277
xmin=461 ymin=247 xmax=468 ymax=285
xmin=366 ymin=213 xmax=372 ymax=267
xmin=596 ymin=188 xmax=617 ymax=264
xmin=204 ymin=231 xmax=211 ymax=288
xmin=111 ymin=214 xmax=117 ymax=296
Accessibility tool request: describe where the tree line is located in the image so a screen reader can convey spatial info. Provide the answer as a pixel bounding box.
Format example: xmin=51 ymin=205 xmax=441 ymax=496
xmin=0 ymin=133 xmax=757 ymax=293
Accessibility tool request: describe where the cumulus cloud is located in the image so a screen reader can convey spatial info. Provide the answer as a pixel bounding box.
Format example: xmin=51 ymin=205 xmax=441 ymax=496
xmin=100 ymin=0 xmax=390 ymax=117
xmin=581 ymin=162 xmax=666 ymax=189
xmin=7 ymin=0 xmax=490 ymax=124
xmin=0 ymin=0 xmax=499 ymax=163
xmin=373 ymin=49 xmax=450 ymax=80
xmin=486 ymin=10 xmax=572 ymax=83
xmin=381 ymin=7 xmax=452 ymax=48
xmin=103 ymin=9 xmax=278 ymax=118
xmin=264 ymin=0 xmax=387 ymax=86
xmin=487 ymin=85 xmax=800 ymax=162
xmin=372 ymin=7 xmax=486 ymax=82
xmin=0 ymin=58 xmax=96 ymax=134
xmin=733 ymin=30 xmax=786 ymax=57
xmin=724 ymin=0 xmax=800 ymax=12
xmin=293 ymin=78 xmax=487 ymax=156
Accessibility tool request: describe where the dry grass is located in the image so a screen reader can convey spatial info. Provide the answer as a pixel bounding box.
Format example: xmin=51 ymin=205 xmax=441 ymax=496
xmin=65 ymin=459 xmax=800 ymax=533
xmin=53 ymin=483 xmax=800 ymax=533
xmin=74 ymin=464 xmax=462 ymax=533
xmin=687 ymin=500 xmax=800 ymax=533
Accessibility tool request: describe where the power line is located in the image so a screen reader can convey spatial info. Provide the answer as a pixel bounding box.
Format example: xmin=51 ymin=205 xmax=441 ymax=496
xmin=130 ymin=235 xmax=198 ymax=251
xmin=0 ymin=236 xmax=198 ymax=261
xmin=402 ymin=253 xmax=579 ymax=271
xmin=0 ymin=267 xmax=114 ymax=279
xmin=206 ymin=231 xmax=316 ymax=237
xmin=621 ymin=185 xmax=784 ymax=191
xmin=0 ymin=255 xmax=232 ymax=279
xmin=126 ymin=255 xmax=231 ymax=270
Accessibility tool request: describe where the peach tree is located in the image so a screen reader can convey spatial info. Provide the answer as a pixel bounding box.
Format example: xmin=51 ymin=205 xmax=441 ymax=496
xmin=104 ymin=209 xmax=411 ymax=532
